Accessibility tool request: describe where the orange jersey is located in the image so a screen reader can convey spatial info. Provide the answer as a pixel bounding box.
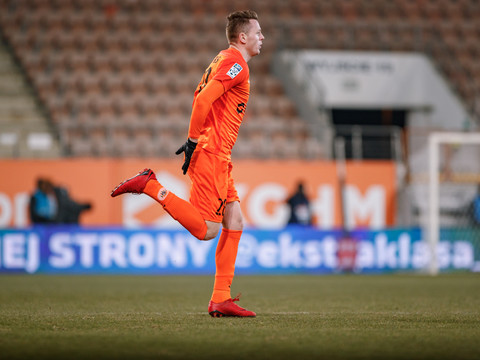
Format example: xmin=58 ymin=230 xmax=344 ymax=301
xmin=193 ymin=47 xmax=250 ymax=159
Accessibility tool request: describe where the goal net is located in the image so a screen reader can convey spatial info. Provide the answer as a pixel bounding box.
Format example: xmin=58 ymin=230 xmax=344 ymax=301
xmin=427 ymin=132 xmax=480 ymax=274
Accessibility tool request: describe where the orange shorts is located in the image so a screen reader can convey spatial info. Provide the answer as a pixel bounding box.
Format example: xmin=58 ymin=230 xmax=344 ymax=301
xmin=187 ymin=148 xmax=239 ymax=223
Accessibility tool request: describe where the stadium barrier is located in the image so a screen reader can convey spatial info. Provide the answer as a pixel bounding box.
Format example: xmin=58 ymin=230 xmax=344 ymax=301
xmin=0 ymin=226 xmax=476 ymax=274
xmin=0 ymin=159 xmax=396 ymax=229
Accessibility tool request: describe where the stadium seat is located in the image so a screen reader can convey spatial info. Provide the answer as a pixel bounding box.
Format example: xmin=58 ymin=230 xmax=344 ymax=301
xmin=2 ymin=0 xmax=477 ymax=159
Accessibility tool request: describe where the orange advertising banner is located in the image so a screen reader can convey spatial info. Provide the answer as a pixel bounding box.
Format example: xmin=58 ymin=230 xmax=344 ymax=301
xmin=0 ymin=159 xmax=396 ymax=229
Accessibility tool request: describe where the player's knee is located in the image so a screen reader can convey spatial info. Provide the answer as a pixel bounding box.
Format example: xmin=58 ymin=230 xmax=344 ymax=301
xmin=223 ymin=214 xmax=243 ymax=231
xmin=202 ymin=221 xmax=221 ymax=240
xmin=222 ymin=201 xmax=243 ymax=231
xmin=233 ymin=216 xmax=244 ymax=231
xmin=202 ymin=231 xmax=217 ymax=241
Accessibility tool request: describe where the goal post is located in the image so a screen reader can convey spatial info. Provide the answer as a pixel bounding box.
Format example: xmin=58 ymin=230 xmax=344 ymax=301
xmin=428 ymin=132 xmax=480 ymax=275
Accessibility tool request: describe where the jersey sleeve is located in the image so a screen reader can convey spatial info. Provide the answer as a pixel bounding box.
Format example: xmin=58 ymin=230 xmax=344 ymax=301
xmin=213 ymin=57 xmax=248 ymax=92
xmin=187 ymin=79 xmax=225 ymax=139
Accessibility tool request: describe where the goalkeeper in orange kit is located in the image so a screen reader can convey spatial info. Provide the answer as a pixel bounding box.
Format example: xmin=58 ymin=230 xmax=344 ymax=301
xmin=111 ymin=10 xmax=264 ymax=317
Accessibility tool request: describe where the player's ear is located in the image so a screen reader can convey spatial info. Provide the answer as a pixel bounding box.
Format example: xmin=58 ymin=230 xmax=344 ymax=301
xmin=239 ymin=32 xmax=247 ymax=44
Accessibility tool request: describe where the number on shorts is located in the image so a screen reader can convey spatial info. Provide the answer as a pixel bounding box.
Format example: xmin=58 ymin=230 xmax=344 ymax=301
xmin=216 ymin=198 xmax=227 ymax=216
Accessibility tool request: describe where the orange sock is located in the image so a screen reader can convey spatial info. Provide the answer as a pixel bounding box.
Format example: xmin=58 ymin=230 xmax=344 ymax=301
xmin=143 ymin=179 xmax=207 ymax=240
xmin=211 ymin=228 xmax=242 ymax=303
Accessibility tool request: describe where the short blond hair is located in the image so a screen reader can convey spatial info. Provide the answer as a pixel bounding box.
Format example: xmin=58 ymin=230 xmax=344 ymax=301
xmin=226 ymin=10 xmax=258 ymax=43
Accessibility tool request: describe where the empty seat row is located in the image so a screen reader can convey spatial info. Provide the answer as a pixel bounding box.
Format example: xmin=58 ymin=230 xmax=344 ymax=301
xmin=2 ymin=0 xmax=478 ymax=159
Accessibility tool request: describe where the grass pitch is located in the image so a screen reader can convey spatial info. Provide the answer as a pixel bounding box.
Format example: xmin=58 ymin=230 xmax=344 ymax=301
xmin=1 ymin=274 xmax=479 ymax=360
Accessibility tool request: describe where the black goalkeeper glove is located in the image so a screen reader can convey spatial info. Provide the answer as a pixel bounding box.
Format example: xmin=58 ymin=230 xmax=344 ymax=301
xmin=175 ymin=139 xmax=198 ymax=175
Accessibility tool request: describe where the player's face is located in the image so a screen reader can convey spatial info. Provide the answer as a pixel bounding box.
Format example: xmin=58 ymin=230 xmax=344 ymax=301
xmin=244 ymin=19 xmax=264 ymax=57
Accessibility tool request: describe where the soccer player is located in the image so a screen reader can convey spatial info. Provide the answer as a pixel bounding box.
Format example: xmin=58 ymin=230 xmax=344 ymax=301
xmin=111 ymin=10 xmax=264 ymax=317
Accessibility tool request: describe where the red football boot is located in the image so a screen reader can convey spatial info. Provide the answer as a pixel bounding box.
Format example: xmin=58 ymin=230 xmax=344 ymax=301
xmin=208 ymin=294 xmax=256 ymax=317
xmin=111 ymin=168 xmax=156 ymax=197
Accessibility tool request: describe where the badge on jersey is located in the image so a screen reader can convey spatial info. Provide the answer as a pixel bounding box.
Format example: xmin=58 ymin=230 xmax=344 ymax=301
xmin=226 ymin=63 xmax=243 ymax=79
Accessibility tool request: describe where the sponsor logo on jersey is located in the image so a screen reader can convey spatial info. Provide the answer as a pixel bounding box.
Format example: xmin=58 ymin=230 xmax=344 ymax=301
xmin=226 ymin=63 xmax=243 ymax=79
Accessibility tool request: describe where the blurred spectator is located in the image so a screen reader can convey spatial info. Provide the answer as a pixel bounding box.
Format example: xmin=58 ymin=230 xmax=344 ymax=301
xmin=469 ymin=185 xmax=480 ymax=226
xmin=29 ymin=178 xmax=92 ymax=225
xmin=29 ymin=178 xmax=58 ymax=224
xmin=53 ymin=185 xmax=92 ymax=224
xmin=286 ymin=180 xmax=312 ymax=226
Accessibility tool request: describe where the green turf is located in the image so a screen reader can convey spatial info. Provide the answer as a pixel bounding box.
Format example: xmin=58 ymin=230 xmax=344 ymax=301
xmin=0 ymin=274 xmax=479 ymax=359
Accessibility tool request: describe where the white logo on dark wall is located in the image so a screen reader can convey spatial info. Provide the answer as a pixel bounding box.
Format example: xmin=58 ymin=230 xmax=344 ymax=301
xmin=227 ymin=63 xmax=242 ymax=79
